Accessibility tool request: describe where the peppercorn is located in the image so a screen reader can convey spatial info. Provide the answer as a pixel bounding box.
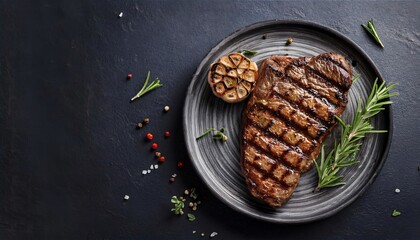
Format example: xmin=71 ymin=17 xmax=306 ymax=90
xmin=146 ymin=133 xmax=153 ymax=140
xmin=169 ymin=177 xmax=175 ymax=183
xmin=192 ymin=206 xmax=197 ymax=211
xmin=137 ymin=122 xmax=143 ymax=128
xmin=158 ymin=156 xmax=165 ymax=163
xmin=127 ymin=73 xmax=133 ymax=79
xmin=189 ymin=202 xmax=194 ymax=207
xmin=177 ymin=161 xmax=184 ymax=168
xmin=151 ymin=143 xmax=158 ymax=150
xmin=155 ymin=152 xmax=161 ymax=158
xmin=184 ymin=190 xmax=189 ymax=195
xmin=143 ymin=118 xmax=150 ymax=124
xmin=165 ymin=131 xmax=171 ymax=137
xmin=286 ymin=37 xmax=293 ymax=45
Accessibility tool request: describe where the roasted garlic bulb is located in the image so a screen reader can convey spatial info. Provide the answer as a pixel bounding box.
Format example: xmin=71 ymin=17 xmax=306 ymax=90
xmin=208 ymin=53 xmax=258 ymax=103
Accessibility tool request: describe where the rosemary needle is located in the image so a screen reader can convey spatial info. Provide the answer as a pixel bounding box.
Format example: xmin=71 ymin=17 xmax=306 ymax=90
xmin=196 ymin=127 xmax=227 ymax=142
xmin=314 ymin=78 xmax=398 ymax=191
xmin=239 ymin=49 xmax=258 ymax=56
xmin=130 ymin=71 xmax=163 ymax=102
xmin=196 ymin=128 xmax=216 ymax=140
xmin=352 ymin=73 xmax=361 ymax=83
xmin=362 ymin=19 xmax=384 ymax=48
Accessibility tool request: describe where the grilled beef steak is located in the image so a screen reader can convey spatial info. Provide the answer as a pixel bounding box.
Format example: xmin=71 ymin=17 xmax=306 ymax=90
xmin=240 ymin=53 xmax=353 ymax=208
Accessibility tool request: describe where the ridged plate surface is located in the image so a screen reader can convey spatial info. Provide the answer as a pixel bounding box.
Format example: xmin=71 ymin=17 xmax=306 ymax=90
xmin=183 ymin=20 xmax=392 ymax=223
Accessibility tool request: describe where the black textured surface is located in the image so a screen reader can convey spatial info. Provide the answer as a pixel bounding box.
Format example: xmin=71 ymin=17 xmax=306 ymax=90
xmin=0 ymin=0 xmax=419 ymax=239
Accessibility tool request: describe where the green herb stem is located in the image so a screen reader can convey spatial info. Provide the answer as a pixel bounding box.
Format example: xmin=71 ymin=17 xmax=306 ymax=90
xmin=131 ymin=71 xmax=163 ymax=102
xmin=239 ymin=49 xmax=258 ymax=56
xmin=196 ymin=127 xmax=227 ymax=142
xmin=362 ymin=19 xmax=384 ymax=48
xmin=352 ymin=73 xmax=361 ymax=83
xmin=314 ymin=78 xmax=398 ymax=191
xmin=196 ymin=128 xmax=216 ymax=140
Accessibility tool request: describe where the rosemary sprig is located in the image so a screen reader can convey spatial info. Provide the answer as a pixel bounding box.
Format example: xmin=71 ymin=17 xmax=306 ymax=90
xmin=239 ymin=49 xmax=258 ymax=56
xmin=130 ymin=71 xmax=163 ymax=102
xmin=314 ymin=78 xmax=398 ymax=191
xmin=196 ymin=128 xmax=216 ymax=140
xmin=196 ymin=127 xmax=228 ymax=142
xmin=362 ymin=19 xmax=384 ymax=48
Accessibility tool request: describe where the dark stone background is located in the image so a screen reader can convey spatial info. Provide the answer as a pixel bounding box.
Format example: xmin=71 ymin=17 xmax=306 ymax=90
xmin=0 ymin=1 xmax=419 ymax=239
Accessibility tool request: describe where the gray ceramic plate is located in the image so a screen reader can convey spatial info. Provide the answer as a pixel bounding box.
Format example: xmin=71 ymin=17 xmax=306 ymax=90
xmin=183 ymin=20 xmax=392 ymax=223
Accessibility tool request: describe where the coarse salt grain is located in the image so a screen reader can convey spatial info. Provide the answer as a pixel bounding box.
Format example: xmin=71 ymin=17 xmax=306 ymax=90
xmin=201 ymin=233 xmax=205 ymax=237
xmin=210 ymin=232 xmax=218 ymax=238
xmin=193 ymin=230 xmax=196 ymax=234
xmin=118 ymin=12 xmax=123 ymax=18
xmin=124 ymin=195 xmax=129 ymax=200
xmin=172 ymin=174 xmax=177 ymax=177
xmin=395 ymin=188 xmax=400 ymax=193
xmin=147 ymin=170 xmax=151 ymax=173
xmin=150 ymin=165 xmax=154 ymax=170
xmin=154 ymin=164 xmax=158 ymax=169
xmin=142 ymin=170 xmax=147 ymax=175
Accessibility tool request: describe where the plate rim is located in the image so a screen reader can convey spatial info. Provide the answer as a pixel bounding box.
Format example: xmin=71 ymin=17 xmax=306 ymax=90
xmin=183 ymin=19 xmax=393 ymax=224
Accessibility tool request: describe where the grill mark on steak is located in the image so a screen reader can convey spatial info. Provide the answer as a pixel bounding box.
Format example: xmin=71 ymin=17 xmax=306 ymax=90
xmin=240 ymin=53 xmax=352 ymax=208
xmin=243 ymin=125 xmax=310 ymax=172
xmin=243 ymin=145 xmax=297 ymax=188
xmin=271 ymin=84 xmax=334 ymax=125
xmin=284 ymin=63 xmax=344 ymax=106
xmin=320 ymin=55 xmax=350 ymax=74
xmin=264 ymin=61 xmax=341 ymax=126
xmin=246 ymin=108 xmax=317 ymax=155
xmin=305 ymin=60 xmax=351 ymax=90
xmin=303 ymin=66 xmax=347 ymax=93
xmin=254 ymin=99 xmax=327 ymax=139
xmin=271 ymin=59 xmax=339 ymax=108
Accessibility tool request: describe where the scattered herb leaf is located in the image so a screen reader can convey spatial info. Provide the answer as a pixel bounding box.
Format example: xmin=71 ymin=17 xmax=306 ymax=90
xmin=196 ymin=128 xmax=216 ymax=140
xmin=362 ymin=19 xmax=384 ymax=48
xmin=213 ymin=128 xmax=228 ymax=142
xmin=239 ymin=49 xmax=258 ymax=56
xmin=314 ymin=79 xmax=398 ymax=191
xmin=187 ymin=213 xmax=196 ymax=222
xmin=392 ymin=209 xmax=401 ymax=217
xmin=171 ymin=196 xmax=184 ymax=215
xmin=190 ymin=188 xmax=198 ymax=200
xmin=131 ymin=71 xmax=163 ymax=102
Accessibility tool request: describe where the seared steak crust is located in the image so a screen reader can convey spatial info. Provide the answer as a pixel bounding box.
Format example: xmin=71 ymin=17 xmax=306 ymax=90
xmin=240 ymin=53 xmax=352 ymax=208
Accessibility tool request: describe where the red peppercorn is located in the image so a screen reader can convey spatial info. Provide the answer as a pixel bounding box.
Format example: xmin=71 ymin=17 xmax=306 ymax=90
xmin=146 ymin=133 xmax=153 ymax=140
xmin=151 ymin=143 xmax=158 ymax=150
xmin=127 ymin=73 xmax=133 ymax=79
xmin=177 ymin=161 xmax=183 ymax=168
xmin=159 ymin=156 xmax=165 ymax=163
xmin=165 ymin=131 xmax=171 ymax=137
